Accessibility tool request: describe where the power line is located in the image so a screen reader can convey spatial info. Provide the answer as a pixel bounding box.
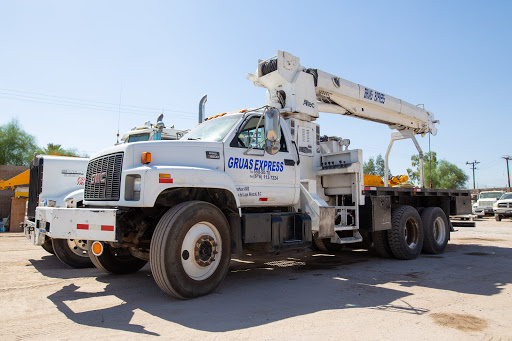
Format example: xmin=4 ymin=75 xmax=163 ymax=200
xmin=0 ymin=87 xmax=198 ymax=114
xmin=466 ymin=160 xmax=480 ymax=189
xmin=0 ymin=94 xmax=197 ymax=120
xmin=0 ymin=88 xmax=199 ymax=121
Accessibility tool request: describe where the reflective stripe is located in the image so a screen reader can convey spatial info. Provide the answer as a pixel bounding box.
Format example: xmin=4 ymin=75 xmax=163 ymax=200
xmin=77 ymin=224 xmax=114 ymax=231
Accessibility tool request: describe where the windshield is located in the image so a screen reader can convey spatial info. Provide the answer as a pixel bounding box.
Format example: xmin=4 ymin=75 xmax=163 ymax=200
xmin=479 ymin=192 xmax=503 ymax=199
xmin=128 ymin=133 xmax=150 ymax=143
xmin=499 ymin=193 xmax=512 ymax=200
xmin=182 ymin=114 xmax=241 ymax=142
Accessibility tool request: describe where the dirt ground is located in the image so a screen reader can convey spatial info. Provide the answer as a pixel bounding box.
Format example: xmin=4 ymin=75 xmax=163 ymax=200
xmin=1 ymin=218 xmax=511 ymax=341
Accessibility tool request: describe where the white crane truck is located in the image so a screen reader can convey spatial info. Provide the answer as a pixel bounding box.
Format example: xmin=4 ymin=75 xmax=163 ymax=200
xmin=29 ymin=51 xmax=471 ymax=299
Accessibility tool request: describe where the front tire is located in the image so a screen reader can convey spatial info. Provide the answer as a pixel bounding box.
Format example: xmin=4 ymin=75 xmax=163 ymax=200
xmin=150 ymin=201 xmax=231 ymax=299
xmin=495 ymin=214 xmax=502 ymax=221
xmin=387 ymin=206 xmax=424 ymax=260
xmin=41 ymin=236 xmax=55 ymax=254
xmin=421 ymin=207 xmax=449 ymax=254
xmin=52 ymin=238 xmax=93 ymax=268
xmin=89 ymin=243 xmax=147 ymax=274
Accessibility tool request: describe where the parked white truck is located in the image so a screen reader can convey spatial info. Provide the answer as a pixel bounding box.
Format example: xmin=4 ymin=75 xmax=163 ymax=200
xmin=28 ymin=51 xmax=471 ymax=298
xmin=472 ymin=190 xmax=504 ymax=217
xmin=24 ymin=154 xmax=91 ymax=267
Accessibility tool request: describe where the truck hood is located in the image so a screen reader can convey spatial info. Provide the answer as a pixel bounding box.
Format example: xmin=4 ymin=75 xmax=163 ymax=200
xmin=90 ymin=140 xmax=225 ymax=171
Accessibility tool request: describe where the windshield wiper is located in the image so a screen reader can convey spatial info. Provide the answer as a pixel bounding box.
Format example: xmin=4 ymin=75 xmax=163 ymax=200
xmin=187 ymin=137 xmax=201 ymax=140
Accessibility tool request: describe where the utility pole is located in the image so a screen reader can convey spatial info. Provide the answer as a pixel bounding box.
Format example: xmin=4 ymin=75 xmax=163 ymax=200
xmin=503 ymin=156 xmax=511 ymax=190
xmin=466 ymin=160 xmax=480 ymax=189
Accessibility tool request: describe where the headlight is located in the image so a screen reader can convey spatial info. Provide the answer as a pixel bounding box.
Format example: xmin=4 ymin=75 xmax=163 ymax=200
xmin=493 ymin=203 xmax=498 ymax=209
xmin=125 ymin=175 xmax=141 ymax=201
xmin=133 ymin=177 xmax=141 ymax=192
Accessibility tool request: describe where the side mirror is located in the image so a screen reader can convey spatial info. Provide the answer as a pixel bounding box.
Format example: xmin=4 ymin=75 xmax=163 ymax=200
xmin=264 ymin=108 xmax=280 ymax=155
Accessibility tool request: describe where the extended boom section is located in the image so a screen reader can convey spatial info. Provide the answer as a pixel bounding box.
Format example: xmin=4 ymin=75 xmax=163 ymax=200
xmin=248 ymin=50 xmax=438 ymax=136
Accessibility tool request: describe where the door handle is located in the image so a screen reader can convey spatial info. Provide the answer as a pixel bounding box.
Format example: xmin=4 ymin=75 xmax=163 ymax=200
xmin=284 ymin=159 xmax=295 ymax=166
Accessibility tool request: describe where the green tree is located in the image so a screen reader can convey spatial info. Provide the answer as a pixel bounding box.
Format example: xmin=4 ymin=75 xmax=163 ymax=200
xmin=0 ymin=119 xmax=38 ymax=165
xmin=364 ymin=154 xmax=391 ymax=177
xmin=363 ymin=157 xmax=376 ymax=175
xmin=38 ymin=143 xmax=83 ymax=157
xmin=407 ymin=151 xmax=468 ymax=189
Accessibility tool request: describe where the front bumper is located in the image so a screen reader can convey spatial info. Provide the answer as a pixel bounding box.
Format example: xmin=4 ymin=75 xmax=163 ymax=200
xmin=473 ymin=207 xmax=493 ymax=216
xmin=28 ymin=207 xmax=119 ymax=245
xmin=494 ymin=208 xmax=512 ymax=216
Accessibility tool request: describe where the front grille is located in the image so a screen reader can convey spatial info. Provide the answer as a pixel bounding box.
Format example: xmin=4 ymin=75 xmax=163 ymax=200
xmin=84 ymin=152 xmax=123 ymax=201
xmin=498 ymin=203 xmax=511 ymax=208
xmin=479 ymin=200 xmax=494 ymax=207
xmin=27 ymin=158 xmax=44 ymax=220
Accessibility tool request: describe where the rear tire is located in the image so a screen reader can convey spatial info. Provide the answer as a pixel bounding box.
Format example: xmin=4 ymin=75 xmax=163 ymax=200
xmin=421 ymin=207 xmax=449 ymax=254
xmin=150 ymin=201 xmax=231 ymax=299
xmin=372 ymin=230 xmax=393 ymax=258
xmin=312 ymin=235 xmax=343 ymax=252
xmin=52 ymin=238 xmax=93 ymax=268
xmin=387 ymin=206 xmax=424 ymax=260
xmin=89 ymin=243 xmax=147 ymax=274
xmin=41 ymin=236 xmax=55 ymax=254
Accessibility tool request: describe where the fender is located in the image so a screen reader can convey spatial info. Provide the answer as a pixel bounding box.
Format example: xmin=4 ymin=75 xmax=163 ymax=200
xmin=125 ymin=165 xmax=241 ymax=215
xmin=62 ymin=189 xmax=84 ymax=208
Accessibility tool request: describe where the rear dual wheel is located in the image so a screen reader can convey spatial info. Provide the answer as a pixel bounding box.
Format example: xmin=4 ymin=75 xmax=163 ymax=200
xmin=374 ymin=206 xmax=449 ymax=259
xmin=420 ymin=207 xmax=449 ymax=254
xmin=387 ymin=206 xmax=424 ymax=260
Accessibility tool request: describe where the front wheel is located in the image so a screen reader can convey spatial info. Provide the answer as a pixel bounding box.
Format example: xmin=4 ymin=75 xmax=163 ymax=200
xmin=89 ymin=243 xmax=147 ymax=274
xmin=41 ymin=236 xmax=55 ymax=254
xmin=150 ymin=201 xmax=231 ymax=299
xmin=495 ymin=214 xmax=502 ymax=222
xmin=52 ymin=238 xmax=93 ymax=268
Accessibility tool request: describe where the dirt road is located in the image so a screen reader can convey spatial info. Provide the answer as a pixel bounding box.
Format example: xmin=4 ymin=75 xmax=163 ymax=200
xmin=1 ymin=219 xmax=511 ymax=340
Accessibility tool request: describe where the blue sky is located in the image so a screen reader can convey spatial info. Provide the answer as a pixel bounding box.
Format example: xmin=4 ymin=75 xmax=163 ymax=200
xmin=1 ymin=1 xmax=511 ymax=188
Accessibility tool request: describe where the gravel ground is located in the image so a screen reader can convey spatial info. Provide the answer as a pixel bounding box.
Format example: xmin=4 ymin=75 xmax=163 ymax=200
xmin=1 ymin=218 xmax=511 ymax=340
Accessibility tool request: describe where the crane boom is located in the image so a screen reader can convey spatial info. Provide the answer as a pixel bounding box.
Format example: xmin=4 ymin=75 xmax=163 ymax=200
xmin=248 ymin=50 xmax=437 ymax=187
xmin=248 ymin=50 xmax=438 ymax=136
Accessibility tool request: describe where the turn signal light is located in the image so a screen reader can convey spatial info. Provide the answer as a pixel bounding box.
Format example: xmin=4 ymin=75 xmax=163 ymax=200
xmin=141 ymin=152 xmax=152 ymax=164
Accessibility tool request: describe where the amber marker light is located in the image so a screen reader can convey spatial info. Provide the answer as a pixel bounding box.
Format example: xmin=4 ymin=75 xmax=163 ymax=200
xmin=91 ymin=241 xmax=104 ymax=256
xmin=141 ymin=152 xmax=152 ymax=164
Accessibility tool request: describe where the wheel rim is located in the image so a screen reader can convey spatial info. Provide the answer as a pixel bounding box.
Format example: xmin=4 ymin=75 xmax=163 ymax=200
xmin=66 ymin=239 xmax=89 ymax=258
xmin=181 ymin=221 xmax=222 ymax=280
xmin=404 ymin=218 xmax=420 ymax=248
xmin=433 ymin=216 xmax=446 ymax=245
